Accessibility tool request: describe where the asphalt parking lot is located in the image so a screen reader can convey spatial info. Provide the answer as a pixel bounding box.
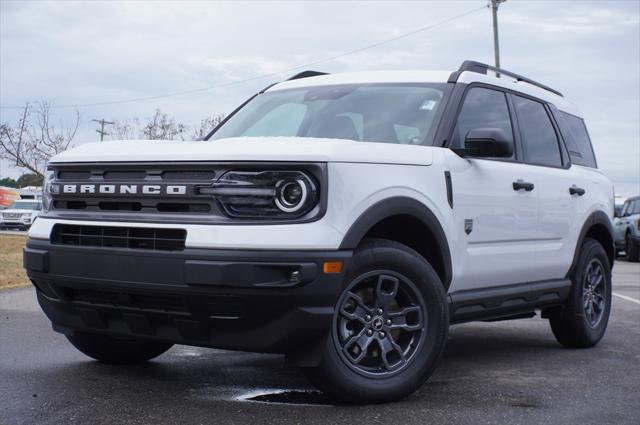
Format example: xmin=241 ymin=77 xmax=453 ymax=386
xmin=1 ymin=261 xmax=639 ymax=425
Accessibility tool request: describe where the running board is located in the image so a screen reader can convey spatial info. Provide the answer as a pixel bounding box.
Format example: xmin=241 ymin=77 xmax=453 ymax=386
xmin=448 ymin=279 xmax=571 ymax=324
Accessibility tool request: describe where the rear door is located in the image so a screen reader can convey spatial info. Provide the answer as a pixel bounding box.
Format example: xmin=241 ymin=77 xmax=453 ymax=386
xmin=446 ymin=86 xmax=540 ymax=291
xmin=511 ymin=95 xmax=576 ymax=280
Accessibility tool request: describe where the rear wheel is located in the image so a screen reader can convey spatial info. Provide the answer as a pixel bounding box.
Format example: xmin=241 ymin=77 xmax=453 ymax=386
xmin=66 ymin=332 xmax=173 ymax=364
xmin=549 ymin=238 xmax=611 ymax=348
xmin=302 ymin=239 xmax=448 ymax=403
xmin=626 ymin=233 xmax=639 ymax=262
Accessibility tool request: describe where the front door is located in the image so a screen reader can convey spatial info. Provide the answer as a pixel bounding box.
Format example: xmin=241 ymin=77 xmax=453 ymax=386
xmin=446 ymin=86 xmax=539 ymax=291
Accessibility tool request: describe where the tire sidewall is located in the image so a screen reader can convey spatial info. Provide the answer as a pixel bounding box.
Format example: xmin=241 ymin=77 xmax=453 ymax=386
xmin=310 ymin=240 xmax=449 ymax=403
xmin=568 ymin=239 xmax=612 ymax=343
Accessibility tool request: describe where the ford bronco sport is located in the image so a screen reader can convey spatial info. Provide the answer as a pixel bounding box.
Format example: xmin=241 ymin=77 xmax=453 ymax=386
xmin=25 ymin=61 xmax=615 ymax=403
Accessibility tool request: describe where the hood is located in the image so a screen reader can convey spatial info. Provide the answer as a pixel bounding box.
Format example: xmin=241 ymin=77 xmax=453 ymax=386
xmin=49 ymin=137 xmax=434 ymax=166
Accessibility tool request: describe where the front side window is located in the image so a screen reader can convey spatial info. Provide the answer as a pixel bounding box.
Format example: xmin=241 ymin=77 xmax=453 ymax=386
xmin=208 ymin=84 xmax=449 ymax=145
xmin=514 ymin=96 xmax=563 ymax=167
xmin=451 ymin=87 xmax=515 ymax=159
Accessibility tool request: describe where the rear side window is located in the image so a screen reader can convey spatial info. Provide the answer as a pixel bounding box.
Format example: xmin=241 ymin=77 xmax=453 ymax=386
xmin=451 ymin=87 xmax=515 ymax=159
xmin=553 ymin=111 xmax=597 ymax=167
xmin=513 ymin=96 xmax=562 ymax=167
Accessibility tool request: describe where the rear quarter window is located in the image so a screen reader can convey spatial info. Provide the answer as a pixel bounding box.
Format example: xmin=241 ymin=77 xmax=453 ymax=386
xmin=554 ymin=111 xmax=597 ymax=168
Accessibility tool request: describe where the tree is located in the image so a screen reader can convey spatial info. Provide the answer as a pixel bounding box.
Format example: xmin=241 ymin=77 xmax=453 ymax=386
xmin=0 ymin=177 xmax=18 ymax=188
xmin=191 ymin=114 xmax=226 ymax=140
xmin=0 ymin=101 xmax=80 ymax=177
xmin=17 ymin=173 xmax=43 ymax=188
xmin=142 ymin=109 xmax=187 ymax=140
xmin=110 ymin=109 xmax=188 ymax=141
xmin=111 ymin=118 xmax=140 ymax=140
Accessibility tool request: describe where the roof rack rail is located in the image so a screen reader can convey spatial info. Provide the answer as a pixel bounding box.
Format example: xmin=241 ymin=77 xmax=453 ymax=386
xmin=287 ymin=70 xmax=329 ymax=81
xmin=448 ymin=60 xmax=563 ymax=97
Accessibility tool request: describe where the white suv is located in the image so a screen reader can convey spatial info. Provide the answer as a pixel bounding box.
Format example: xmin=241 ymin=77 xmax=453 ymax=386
xmin=0 ymin=199 xmax=42 ymax=230
xmin=25 ymin=61 xmax=615 ymax=403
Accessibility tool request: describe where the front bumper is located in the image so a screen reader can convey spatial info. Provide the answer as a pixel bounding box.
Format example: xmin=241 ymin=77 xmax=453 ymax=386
xmin=0 ymin=221 xmax=31 ymax=230
xmin=24 ymin=238 xmax=351 ymax=356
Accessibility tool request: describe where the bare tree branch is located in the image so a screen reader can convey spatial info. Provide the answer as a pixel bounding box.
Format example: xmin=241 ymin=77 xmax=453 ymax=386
xmin=0 ymin=101 xmax=80 ymax=177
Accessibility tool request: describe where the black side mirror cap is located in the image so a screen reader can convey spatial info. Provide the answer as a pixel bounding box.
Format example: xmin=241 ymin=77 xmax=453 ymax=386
xmin=454 ymin=128 xmax=513 ymax=158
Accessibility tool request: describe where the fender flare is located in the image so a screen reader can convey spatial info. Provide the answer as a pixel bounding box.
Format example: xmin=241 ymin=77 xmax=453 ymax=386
xmin=568 ymin=210 xmax=615 ymax=276
xmin=338 ymin=197 xmax=452 ymax=287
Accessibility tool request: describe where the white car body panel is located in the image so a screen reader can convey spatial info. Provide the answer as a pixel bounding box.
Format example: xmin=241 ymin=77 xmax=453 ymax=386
xmin=49 ymin=137 xmax=433 ymax=166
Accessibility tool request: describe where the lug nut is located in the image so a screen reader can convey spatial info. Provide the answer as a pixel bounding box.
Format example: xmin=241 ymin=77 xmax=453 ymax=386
xmin=379 ymin=331 xmax=386 ymax=338
xmin=376 ymin=308 xmax=383 ymax=315
xmin=386 ymin=319 xmax=392 ymax=326
xmin=365 ymin=314 xmax=372 ymax=321
xmin=366 ymin=329 xmax=373 ymax=336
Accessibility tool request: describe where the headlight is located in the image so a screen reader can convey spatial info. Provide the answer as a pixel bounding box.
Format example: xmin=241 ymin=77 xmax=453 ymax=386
xmin=203 ymin=170 xmax=319 ymax=219
xmin=42 ymin=168 xmax=55 ymax=212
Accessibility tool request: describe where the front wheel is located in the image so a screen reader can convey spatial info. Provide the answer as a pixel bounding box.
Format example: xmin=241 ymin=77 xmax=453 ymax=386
xmin=302 ymin=239 xmax=449 ymax=403
xmin=66 ymin=332 xmax=173 ymax=364
xmin=549 ymin=238 xmax=612 ymax=348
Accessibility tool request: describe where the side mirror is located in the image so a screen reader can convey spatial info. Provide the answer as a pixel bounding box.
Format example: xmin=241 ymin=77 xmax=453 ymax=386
xmin=457 ymin=128 xmax=513 ymax=158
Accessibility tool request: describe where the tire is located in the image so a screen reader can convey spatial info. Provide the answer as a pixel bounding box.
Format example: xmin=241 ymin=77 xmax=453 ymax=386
xmin=626 ymin=233 xmax=639 ymax=262
xmin=66 ymin=332 xmax=173 ymax=364
xmin=549 ymin=238 xmax=612 ymax=348
xmin=302 ymin=239 xmax=449 ymax=403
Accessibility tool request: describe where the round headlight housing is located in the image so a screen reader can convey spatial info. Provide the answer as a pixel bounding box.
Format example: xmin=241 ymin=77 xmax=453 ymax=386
xmin=275 ymin=179 xmax=308 ymax=213
xmin=211 ymin=170 xmax=319 ymax=219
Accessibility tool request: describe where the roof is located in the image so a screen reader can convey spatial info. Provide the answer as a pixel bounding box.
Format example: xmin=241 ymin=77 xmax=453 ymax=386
xmin=267 ymin=66 xmax=581 ymax=116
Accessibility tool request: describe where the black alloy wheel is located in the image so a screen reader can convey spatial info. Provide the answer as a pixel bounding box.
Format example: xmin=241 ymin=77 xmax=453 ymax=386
xmin=334 ymin=270 xmax=425 ymax=377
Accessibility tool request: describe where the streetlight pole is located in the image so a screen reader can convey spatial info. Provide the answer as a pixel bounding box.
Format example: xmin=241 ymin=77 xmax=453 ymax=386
xmin=490 ymin=0 xmax=506 ymax=76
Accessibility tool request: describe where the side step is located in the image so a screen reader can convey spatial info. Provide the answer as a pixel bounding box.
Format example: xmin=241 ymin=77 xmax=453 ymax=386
xmin=448 ymin=279 xmax=571 ymax=324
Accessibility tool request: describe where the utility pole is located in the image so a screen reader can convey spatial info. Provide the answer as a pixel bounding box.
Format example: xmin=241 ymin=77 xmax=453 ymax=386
xmin=92 ymin=119 xmax=114 ymax=141
xmin=490 ymin=0 xmax=506 ymax=76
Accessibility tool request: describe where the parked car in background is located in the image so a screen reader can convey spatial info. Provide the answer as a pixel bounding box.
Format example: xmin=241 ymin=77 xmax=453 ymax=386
xmin=614 ymin=195 xmax=640 ymax=261
xmin=0 ymin=199 xmax=42 ymax=230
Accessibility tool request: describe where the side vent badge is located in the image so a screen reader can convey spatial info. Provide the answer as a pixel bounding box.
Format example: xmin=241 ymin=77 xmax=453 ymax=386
xmin=464 ymin=219 xmax=473 ymax=235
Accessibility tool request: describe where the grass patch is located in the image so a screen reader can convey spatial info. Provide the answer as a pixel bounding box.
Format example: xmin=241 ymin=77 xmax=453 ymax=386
xmin=0 ymin=234 xmax=30 ymax=289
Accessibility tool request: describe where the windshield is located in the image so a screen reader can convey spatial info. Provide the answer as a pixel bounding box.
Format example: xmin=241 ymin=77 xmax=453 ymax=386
xmin=8 ymin=201 xmax=41 ymax=210
xmin=208 ymin=83 xmax=449 ymax=145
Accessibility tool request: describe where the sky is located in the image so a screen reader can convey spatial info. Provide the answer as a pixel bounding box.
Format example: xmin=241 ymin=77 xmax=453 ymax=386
xmin=1 ymin=0 xmax=639 ymax=197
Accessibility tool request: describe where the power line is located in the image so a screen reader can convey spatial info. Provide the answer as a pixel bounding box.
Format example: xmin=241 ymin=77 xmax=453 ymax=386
xmin=0 ymin=5 xmax=485 ymax=110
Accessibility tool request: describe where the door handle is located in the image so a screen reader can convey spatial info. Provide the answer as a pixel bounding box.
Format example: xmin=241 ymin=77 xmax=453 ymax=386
xmin=513 ymin=179 xmax=534 ymax=192
xmin=569 ymin=185 xmax=585 ymax=196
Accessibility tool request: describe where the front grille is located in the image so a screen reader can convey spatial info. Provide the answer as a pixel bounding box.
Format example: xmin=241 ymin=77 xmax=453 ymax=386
xmin=51 ymin=224 xmax=186 ymax=251
xmin=2 ymin=212 xmax=22 ymax=219
xmin=50 ymin=164 xmax=221 ymax=217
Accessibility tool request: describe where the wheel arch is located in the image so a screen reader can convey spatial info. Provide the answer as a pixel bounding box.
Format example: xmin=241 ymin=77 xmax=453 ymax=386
xmin=339 ymin=197 xmax=453 ymax=290
xmin=568 ymin=210 xmax=615 ymax=276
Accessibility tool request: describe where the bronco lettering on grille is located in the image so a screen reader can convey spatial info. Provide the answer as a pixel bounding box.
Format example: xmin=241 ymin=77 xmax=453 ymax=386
xmin=54 ymin=184 xmax=188 ymax=196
